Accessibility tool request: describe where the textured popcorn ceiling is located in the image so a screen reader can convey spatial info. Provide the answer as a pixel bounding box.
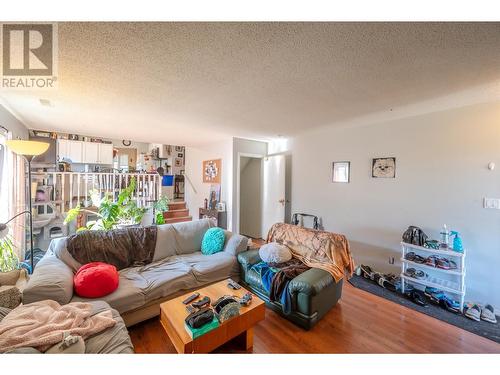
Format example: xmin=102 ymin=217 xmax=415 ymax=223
xmin=1 ymin=22 xmax=500 ymax=146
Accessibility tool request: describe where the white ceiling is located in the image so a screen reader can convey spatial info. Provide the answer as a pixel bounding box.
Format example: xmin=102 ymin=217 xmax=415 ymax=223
xmin=1 ymin=22 xmax=499 ymax=146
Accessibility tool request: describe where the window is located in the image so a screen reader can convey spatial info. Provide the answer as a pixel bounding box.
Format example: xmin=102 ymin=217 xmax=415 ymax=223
xmin=0 ymin=133 xmax=8 ymax=223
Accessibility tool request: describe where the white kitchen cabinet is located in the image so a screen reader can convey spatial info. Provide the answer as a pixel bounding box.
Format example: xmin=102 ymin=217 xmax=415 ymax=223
xmin=58 ymin=140 xmax=113 ymax=165
xmin=83 ymin=142 xmax=99 ymax=164
xmin=57 ymin=139 xmax=83 ymax=163
xmin=98 ymin=143 xmax=114 ymax=165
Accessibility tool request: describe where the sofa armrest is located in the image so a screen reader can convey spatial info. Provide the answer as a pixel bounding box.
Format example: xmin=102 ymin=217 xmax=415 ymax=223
xmin=23 ymin=253 xmax=74 ymax=305
xmin=223 ymin=231 xmax=249 ymax=256
xmin=288 ymin=268 xmax=335 ymax=296
xmin=237 ymin=249 xmax=262 ymax=269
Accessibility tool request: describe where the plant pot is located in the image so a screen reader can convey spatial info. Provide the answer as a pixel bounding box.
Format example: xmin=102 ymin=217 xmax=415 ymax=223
xmin=0 ymin=269 xmax=21 ymax=286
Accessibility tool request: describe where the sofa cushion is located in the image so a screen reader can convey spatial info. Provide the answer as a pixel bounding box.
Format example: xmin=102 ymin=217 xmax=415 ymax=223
xmin=23 ymin=254 xmax=74 ymax=305
xmin=171 ymin=219 xmax=212 ymax=255
xmin=259 ymin=242 xmax=292 ymax=264
xmin=201 ymin=227 xmax=225 ymax=255
xmin=137 ymin=257 xmax=196 ymax=302
xmin=83 ymin=301 xmax=134 ymax=354
xmin=72 ymin=268 xmax=147 ymax=314
xmin=153 ymin=224 xmax=178 ymax=261
xmin=153 ymin=219 xmax=212 ymax=260
xmin=74 ymin=262 xmax=119 ymax=298
xmin=179 ymin=252 xmax=238 ymax=284
xmin=222 ymin=231 xmax=249 ymax=256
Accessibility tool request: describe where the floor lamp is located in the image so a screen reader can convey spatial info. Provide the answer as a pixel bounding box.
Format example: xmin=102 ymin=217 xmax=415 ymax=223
xmin=0 ymin=140 xmax=50 ymax=273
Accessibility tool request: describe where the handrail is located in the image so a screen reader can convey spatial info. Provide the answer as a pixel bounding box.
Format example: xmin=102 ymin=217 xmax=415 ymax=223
xmin=184 ymin=173 xmax=197 ymax=195
xmin=30 ymin=171 xmax=162 ymax=213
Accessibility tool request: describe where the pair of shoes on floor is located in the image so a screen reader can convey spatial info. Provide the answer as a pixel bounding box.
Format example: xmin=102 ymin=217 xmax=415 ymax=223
xmin=424 ymin=287 xmax=460 ymax=313
xmin=464 ymin=303 xmax=497 ymax=323
xmin=402 ymin=284 xmax=427 ymax=306
xmin=359 ymin=265 xmax=398 ymax=292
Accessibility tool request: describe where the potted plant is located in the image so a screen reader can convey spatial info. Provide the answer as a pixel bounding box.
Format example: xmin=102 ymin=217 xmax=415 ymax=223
xmin=0 ymin=236 xmax=21 ymax=281
xmin=65 ymin=177 xmax=146 ymax=231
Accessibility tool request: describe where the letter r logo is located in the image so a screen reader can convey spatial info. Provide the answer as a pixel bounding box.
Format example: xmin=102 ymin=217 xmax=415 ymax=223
xmin=2 ymin=24 xmax=53 ymax=76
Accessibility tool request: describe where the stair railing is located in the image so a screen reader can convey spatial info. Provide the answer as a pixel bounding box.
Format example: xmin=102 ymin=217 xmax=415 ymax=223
xmin=184 ymin=173 xmax=197 ymax=195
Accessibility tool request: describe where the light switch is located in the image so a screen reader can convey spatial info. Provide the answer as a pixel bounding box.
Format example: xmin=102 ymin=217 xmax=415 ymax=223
xmin=483 ymin=198 xmax=500 ymax=209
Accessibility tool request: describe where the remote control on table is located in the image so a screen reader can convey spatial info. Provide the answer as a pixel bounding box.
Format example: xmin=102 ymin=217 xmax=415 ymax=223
xmin=186 ymin=305 xmax=196 ymax=314
xmin=227 ymin=279 xmax=241 ymax=290
xmin=182 ymin=292 xmax=200 ymax=304
xmin=192 ymin=296 xmax=211 ymax=309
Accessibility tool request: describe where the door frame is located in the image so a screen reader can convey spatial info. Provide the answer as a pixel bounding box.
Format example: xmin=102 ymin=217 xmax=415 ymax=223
xmin=236 ymin=152 xmax=264 ymax=237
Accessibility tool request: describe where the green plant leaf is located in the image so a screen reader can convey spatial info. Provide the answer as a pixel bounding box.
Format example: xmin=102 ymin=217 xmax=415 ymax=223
xmin=153 ymin=196 xmax=170 ymax=212
xmin=0 ymin=236 xmax=19 ymax=272
xmin=64 ymin=204 xmax=81 ymax=225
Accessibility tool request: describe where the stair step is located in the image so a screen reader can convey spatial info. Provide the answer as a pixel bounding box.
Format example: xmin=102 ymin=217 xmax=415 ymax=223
xmin=163 ymin=209 xmax=189 ymax=219
xmin=164 ymin=216 xmax=192 ymax=224
xmin=168 ymin=201 xmax=186 ymax=210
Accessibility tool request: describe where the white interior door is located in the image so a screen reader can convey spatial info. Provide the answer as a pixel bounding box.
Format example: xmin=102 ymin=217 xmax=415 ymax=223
xmin=261 ymin=154 xmax=286 ymax=238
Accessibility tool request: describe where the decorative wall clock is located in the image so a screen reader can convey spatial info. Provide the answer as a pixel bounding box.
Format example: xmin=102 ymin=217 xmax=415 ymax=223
xmin=203 ymin=159 xmax=221 ymax=184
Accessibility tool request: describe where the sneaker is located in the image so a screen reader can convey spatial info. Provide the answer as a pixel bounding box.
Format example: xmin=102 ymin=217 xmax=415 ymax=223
xmin=480 ymin=304 xmax=497 ymax=324
xmin=464 ymin=304 xmax=481 ymax=322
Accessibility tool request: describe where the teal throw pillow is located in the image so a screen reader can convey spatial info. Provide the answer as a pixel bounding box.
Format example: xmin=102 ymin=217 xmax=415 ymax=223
xmin=201 ymin=227 xmax=226 ymax=255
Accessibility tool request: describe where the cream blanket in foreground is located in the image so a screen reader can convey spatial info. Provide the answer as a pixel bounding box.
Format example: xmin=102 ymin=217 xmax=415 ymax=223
xmin=0 ymin=300 xmax=116 ymax=353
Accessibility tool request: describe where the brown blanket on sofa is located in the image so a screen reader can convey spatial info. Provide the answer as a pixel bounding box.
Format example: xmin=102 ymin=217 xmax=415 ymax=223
xmin=67 ymin=226 xmax=157 ymax=270
xmin=266 ymin=223 xmax=355 ymax=282
xmin=268 ymin=258 xmax=310 ymax=302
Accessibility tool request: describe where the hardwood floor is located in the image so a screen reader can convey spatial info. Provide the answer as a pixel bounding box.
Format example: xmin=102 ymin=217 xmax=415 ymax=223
xmin=129 ymin=282 xmax=500 ymax=353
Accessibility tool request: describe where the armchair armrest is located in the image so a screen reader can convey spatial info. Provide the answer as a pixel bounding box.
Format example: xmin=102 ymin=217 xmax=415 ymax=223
xmin=237 ymin=249 xmax=262 ymax=269
xmin=289 ymin=268 xmax=335 ymax=296
xmin=222 ymin=231 xmax=249 ymax=256
xmin=23 ymin=253 xmax=74 ymax=305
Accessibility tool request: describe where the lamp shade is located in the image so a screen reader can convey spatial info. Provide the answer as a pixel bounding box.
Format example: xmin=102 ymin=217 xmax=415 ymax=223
xmin=6 ymin=140 xmax=50 ymax=156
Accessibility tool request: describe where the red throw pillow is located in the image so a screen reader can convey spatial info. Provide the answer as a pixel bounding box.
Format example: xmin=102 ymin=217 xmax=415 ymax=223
xmin=74 ymin=262 xmax=119 ymax=298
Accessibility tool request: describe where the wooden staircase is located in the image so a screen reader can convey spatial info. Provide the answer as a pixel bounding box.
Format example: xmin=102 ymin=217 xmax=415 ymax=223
xmin=163 ymin=201 xmax=192 ymax=224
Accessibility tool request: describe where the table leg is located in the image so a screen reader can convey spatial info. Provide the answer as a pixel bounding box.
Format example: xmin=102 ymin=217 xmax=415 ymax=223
xmin=234 ymin=328 xmax=253 ymax=351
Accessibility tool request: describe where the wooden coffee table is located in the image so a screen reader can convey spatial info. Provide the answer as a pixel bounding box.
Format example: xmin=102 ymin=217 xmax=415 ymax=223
xmin=159 ymin=279 xmax=265 ymax=353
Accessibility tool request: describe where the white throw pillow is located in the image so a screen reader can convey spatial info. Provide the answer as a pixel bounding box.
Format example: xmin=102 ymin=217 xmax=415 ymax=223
xmin=259 ymin=242 xmax=292 ymax=264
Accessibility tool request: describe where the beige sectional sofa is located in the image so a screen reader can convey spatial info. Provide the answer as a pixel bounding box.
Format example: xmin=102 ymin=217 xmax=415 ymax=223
xmin=23 ymin=219 xmax=248 ymax=326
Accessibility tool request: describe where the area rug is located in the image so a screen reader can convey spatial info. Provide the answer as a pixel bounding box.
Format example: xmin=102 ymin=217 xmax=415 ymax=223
xmin=348 ymin=274 xmax=500 ymax=344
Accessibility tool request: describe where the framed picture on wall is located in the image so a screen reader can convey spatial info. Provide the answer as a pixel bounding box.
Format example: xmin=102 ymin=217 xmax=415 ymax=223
xmin=174 ymin=157 xmax=183 ymax=167
xmin=203 ymin=159 xmax=221 ymax=184
xmin=332 ymin=161 xmax=350 ymax=183
xmin=372 ymin=157 xmax=396 ymax=178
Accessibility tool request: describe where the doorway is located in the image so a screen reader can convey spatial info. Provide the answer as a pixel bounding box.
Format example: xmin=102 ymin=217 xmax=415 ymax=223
xmin=239 ymin=156 xmax=263 ymax=239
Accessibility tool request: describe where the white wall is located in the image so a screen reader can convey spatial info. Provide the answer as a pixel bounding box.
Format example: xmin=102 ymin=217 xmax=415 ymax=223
xmin=289 ymin=101 xmax=500 ymax=309
xmin=240 ymin=157 xmax=262 ymax=238
xmin=185 ymin=139 xmax=233 ymax=230
xmin=0 ymin=104 xmax=28 ymax=139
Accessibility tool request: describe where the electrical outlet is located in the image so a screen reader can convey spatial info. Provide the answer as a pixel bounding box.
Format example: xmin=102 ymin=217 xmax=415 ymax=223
xmin=483 ymin=198 xmax=500 ymax=209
